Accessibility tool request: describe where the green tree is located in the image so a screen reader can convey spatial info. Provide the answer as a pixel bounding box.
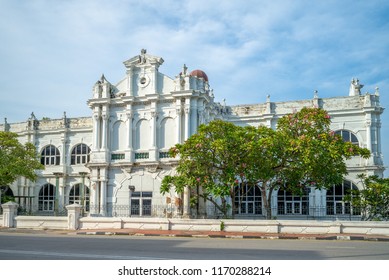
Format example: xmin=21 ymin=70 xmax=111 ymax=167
xmin=161 ymin=120 xmax=244 ymax=217
xmin=344 ymin=175 xmax=389 ymax=221
xmin=161 ymin=108 xmax=370 ymax=219
xmin=254 ymin=107 xmax=370 ymax=219
xmin=0 ymin=131 xmax=44 ymax=192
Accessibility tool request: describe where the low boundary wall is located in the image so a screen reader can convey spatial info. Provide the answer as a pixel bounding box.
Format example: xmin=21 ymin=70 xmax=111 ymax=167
xmin=79 ymin=217 xmax=389 ymax=235
xmin=15 ymin=216 xmax=68 ymax=230
xmin=1 ymin=202 xmax=389 ymax=236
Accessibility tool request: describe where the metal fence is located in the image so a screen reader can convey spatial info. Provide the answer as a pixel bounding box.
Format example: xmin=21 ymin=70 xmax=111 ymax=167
xmin=8 ymin=203 xmax=362 ymax=221
xmin=16 ymin=206 xmax=68 ymax=217
xmin=87 ymin=204 xmax=181 ymax=218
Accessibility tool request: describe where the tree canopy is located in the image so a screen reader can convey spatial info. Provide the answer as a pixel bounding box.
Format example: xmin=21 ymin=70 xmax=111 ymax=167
xmin=0 ymin=131 xmax=43 ymax=188
xmin=161 ymin=107 xmax=370 ymax=219
xmin=344 ymin=175 xmax=389 ymax=221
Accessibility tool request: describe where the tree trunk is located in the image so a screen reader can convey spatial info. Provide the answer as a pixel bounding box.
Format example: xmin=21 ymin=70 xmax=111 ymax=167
xmin=231 ymin=186 xmax=235 ymax=218
xmin=261 ymin=187 xmax=272 ymax=220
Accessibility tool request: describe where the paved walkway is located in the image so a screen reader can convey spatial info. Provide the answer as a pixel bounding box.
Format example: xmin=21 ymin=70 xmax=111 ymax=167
xmin=1 ymin=227 xmax=389 ymax=241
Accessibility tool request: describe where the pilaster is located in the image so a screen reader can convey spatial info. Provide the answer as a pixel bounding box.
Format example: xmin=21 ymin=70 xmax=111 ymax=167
xmin=184 ymin=98 xmax=191 ymax=140
xmin=126 ymin=110 xmax=134 ymax=161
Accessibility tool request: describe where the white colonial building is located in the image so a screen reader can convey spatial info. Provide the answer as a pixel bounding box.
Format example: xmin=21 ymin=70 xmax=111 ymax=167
xmin=0 ymin=50 xmax=385 ymax=219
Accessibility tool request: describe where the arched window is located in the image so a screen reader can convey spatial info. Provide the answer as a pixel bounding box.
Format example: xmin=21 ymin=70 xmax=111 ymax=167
xmin=135 ymin=119 xmax=150 ymax=150
xmin=71 ymin=144 xmax=91 ymax=165
xmin=159 ymin=117 xmax=176 ymax=149
xmin=38 ymin=183 xmax=55 ymax=211
xmin=277 ymin=188 xmax=309 ymax=215
xmin=326 ymin=180 xmax=360 ymax=216
xmin=0 ymin=186 xmax=14 ymax=204
xmin=68 ymin=183 xmax=90 ymax=211
xmin=112 ymin=121 xmax=126 ymax=151
xmin=335 ymin=130 xmax=359 ymax=145
xmin=234 ymin=184 xmax=262 ymax=215
xmin=41 ymin=145 xmax=60 ymax=165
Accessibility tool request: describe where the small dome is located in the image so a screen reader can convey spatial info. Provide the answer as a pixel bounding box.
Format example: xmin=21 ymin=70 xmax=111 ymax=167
xmin=190 ymin=69 xmax=208 ymax=82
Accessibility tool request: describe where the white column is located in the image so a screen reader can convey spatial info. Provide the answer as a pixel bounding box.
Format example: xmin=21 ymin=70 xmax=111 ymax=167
xmin=90 ymin=181 xmax=99 ymax=215
xmin=176 ymin=107 xmax=182 ymax=144
xmin=377 ymin=121 xmax=382 ymax=164
xmin=366 ymin=120 xmax=372 ymax=151
xmin=197 ymin=100 xmax=205 ymax=125
xmin=190 ymin=99 xmax=198 ymax=135
xmin=61 ymin=137 xmax=67 ymax=208
xmin=126 ymin=111 xmax=133 ymax=149
xmin=183 ymin=187 xmax=190 ymax=218
xmin=149 ymin=111 xmax=158 ymax=161
xmin=126 ymin=111 xmax=133 ymax=162
xmin=184 ymin=106 xmax=190 ymax=140
xmin=150 ymin=111 xmax=157 ymax=148
xmin=366 ymin=120 xmax=373 ymax=165
xmin=101 ymin=114 xmax=108 ymax=150
xmin=89 ymin=168 xmax=99 ymax=215
xmin=92 ymin=113 xmax=100 ymax=151
xmin=59 ymin=177 xmax=65 ymax=210
xmin=100 ymin=180 xmax=107 ymax=216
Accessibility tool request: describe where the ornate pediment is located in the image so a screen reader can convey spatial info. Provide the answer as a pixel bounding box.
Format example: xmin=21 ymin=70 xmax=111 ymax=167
xmin=123 ymin=49 xmax=164 ymax=68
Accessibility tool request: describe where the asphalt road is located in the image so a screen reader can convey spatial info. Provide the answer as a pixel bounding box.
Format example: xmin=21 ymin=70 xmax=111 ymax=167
xmin=0 ymin=232 xmax=388 ymax=260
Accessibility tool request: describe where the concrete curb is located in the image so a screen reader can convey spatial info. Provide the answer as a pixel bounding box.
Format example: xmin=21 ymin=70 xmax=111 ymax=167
xmin=73 ymin=230 xmax=389 ymax=241
xmin=2 ymin=227 xmax=389 ymax=241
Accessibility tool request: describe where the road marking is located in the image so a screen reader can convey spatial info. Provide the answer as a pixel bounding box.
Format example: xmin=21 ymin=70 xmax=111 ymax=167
xmin=325 ymin=246 xmax=356 ymax=249
xmin=0 ymin=249 xmax=169 ymax=260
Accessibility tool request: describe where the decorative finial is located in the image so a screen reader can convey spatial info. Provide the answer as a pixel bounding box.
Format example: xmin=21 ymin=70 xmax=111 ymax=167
xmin=182 ymin=64 xmax=187 ymax=75
xmin=266 ymin=95 xmax=271 ymax=102
xmin=349 ymin=77 xmax=363 ymax=96
xmin=375 ymin=87 xmax=380 ymax=96
xmin=141 ymin=49 xmax=147 ymax=55
xmin=314 ymin=90 xmax=318 ymax=98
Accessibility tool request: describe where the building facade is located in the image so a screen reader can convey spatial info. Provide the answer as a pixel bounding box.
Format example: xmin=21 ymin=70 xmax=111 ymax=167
xmin=0 ymin=50 xmax=385 ymax=219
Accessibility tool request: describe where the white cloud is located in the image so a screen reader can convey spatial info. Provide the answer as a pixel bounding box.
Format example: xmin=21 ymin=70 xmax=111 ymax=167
xmin=0 ymin=0 xmax=388 ymax=173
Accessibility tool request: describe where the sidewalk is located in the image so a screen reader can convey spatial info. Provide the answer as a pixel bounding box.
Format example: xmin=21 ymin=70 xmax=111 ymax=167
xmin=74 ymin=228 xmax=389 ymax=241
xmin=1 ymin=227 xmax=389 ymax=241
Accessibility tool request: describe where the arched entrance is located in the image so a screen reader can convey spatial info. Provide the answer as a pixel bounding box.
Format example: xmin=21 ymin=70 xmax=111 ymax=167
xmin=326 ymin=180 xmax=360 ymax=216
xmin=0 ymin=186 xmax=14 ymax=203
xmin=38 ymin=183 xmax=55 ymax=212
xmin=68 ymin=183 xmax=90 ymax=211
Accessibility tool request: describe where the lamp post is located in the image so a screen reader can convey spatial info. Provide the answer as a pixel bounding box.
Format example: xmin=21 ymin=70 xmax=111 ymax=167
xmin=79 ymin=172 xmax=88 ymax=214
xmin=53 ymin=172 xmax=64 ymax=216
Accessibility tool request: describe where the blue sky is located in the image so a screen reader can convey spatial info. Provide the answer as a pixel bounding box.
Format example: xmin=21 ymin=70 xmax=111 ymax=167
xmin=1 ymin=0 xmax=388 ymax=175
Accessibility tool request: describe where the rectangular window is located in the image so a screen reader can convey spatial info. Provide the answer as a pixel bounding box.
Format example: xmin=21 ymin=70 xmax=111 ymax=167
xmin=130 ymin=191 xmax=152 ymax=216
xmin=131 ymin=199 xmax=140 ymax=215
xmin=111 ymin=153 xmax=125 ymax=160
xmin=142 ymin=199 xmax=152 ymax=216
